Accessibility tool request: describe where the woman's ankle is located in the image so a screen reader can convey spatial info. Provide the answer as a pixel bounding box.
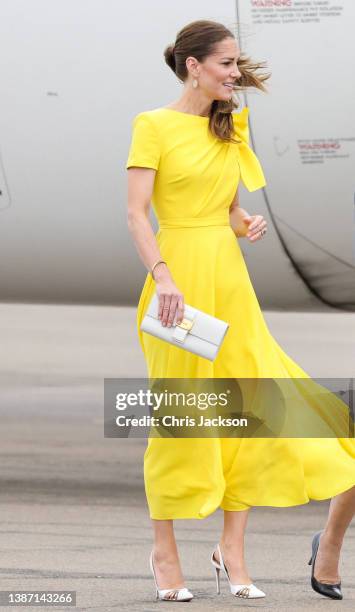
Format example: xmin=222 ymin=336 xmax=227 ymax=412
xmin=153 ymin=544 xmax=179 ymax=563
xmin=218 ymin=539 xmax=246 ymax=568
xmin=321 ymin=529 xmax=344 ymax=549
xmin=220 ymin=536 xmax=245 ymax=553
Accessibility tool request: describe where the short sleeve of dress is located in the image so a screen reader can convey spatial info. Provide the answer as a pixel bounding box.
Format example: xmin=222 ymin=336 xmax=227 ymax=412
xmin=232 ymin=108 xmax=267 ymax=192
xmin=126 ymin=112 xmax=160 ymax=170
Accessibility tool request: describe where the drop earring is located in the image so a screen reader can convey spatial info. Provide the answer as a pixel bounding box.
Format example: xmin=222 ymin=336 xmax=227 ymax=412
xmin=192 ymin=78 xmax=198 ymax=89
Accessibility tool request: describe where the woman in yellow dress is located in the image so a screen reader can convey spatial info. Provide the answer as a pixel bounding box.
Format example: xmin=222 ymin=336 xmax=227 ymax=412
xmin=126 ymin=19 xmax=355 ymax=602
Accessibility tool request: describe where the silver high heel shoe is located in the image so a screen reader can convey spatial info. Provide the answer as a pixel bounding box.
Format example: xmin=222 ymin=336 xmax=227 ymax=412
xmin=149 ymin=550 xmax=194 ymax=602
xmin=210 ymin=543 xmax=266 ymax=599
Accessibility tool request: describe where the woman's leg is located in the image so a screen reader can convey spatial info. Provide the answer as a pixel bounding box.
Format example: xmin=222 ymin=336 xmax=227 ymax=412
xmin=213 ymin=509 xmax=252 ymax=584
xmin=314 ymin=485 xmax=355 ymax=583
xmin=151 ymin=519 xmax=186 ymax=597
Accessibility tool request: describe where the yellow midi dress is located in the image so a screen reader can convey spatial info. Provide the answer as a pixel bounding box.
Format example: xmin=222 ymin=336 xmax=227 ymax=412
xmin=126 ymin=106 xmax=355 ymax=520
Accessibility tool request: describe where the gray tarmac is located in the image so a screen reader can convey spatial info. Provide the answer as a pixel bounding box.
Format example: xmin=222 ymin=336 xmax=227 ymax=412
xmin=0 ymin=302 xmax=354 ymax=611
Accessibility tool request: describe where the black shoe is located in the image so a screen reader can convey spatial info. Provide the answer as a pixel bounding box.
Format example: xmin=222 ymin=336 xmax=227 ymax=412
xmin=308 ymin=530 xmax=343 ymax=600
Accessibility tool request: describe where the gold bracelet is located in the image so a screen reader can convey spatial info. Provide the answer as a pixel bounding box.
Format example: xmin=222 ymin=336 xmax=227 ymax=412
xmin=151 ymin=259 xmax=167 ymax=279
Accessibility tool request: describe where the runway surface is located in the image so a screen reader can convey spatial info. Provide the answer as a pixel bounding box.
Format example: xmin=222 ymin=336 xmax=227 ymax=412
xmin=0 ymin=302 xmax=354 ymax=610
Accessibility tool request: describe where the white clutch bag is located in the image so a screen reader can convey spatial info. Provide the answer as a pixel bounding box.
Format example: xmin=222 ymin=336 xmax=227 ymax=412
xmin=140 ymin=292 xmax=230 ymax=361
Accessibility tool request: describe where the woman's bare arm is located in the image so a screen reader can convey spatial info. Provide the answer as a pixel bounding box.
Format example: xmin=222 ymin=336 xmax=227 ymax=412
xmin=229 ymin=185 xmax=268 ymax=241
xmin=229 ymin=186 xmax=251 ymax=237
xmin=127 ymin=167 xmax=166 ymax=274
xmin=127 ymin=167 xmax=184 ymax=326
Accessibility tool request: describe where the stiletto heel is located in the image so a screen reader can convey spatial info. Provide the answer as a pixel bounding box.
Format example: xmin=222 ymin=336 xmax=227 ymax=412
xmin=308 ymin=531 xmax=343 ymax=600
xmin=210 ymin=543 xmax=266 ymax=599
xmin=214 ymin=566 xmax=221 ymax=594
xmin=149 ymin=550 xmax=194 ymax=602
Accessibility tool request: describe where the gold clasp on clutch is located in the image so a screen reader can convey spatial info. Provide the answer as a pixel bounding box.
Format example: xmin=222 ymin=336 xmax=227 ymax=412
xmin=176 ymin=317 xmax=194 ymax=331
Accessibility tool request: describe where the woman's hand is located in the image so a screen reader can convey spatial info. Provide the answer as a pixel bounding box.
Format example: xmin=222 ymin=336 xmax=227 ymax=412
xmin=244 ymin=213 xmax=268 ymax=242
xmin=230 ymin=206 xmax=267 ymax=242
xmin=154 ymin=268 xmax=185 ymax=327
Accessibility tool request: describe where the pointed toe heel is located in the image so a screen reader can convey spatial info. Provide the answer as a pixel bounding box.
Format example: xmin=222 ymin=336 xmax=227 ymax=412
xmin=308 ymin=531 xmax=343 ymax=600
xmin=210 ymin=544 xmax=266 ymax=599
xmin=149 ymin=551 xmax=194 ymax=602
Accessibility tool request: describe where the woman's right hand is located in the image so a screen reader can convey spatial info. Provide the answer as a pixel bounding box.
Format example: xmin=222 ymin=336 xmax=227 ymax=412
xmin=155 ymin=278 xmax=185 ymax=327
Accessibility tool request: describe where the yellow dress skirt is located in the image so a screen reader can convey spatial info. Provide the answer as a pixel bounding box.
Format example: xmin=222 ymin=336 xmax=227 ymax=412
xmin=126 ymin=106 xmax=355 ymax=519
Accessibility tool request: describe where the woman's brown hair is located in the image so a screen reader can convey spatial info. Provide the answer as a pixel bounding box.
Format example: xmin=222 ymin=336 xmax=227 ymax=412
xmin=163 ymin=20 xmax=271 ymax=144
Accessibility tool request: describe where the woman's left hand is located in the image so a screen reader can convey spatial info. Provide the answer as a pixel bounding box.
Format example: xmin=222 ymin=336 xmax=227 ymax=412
xmin=244 ymin=214 xmax=268 ymax=242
